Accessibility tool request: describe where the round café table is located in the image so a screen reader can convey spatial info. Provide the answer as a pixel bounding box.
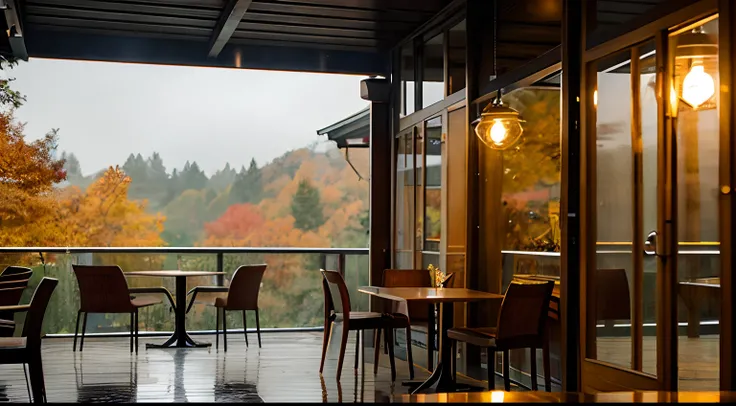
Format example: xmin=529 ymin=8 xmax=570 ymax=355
xmin=126 ymin=270 xmax=226 ymax=348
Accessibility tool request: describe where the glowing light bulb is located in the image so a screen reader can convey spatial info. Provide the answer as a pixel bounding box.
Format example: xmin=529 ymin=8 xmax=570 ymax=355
xmin=682 ymin=63 xmax=715 ymax=108
xmin=490 ymin=120 xmax=507 ymax=144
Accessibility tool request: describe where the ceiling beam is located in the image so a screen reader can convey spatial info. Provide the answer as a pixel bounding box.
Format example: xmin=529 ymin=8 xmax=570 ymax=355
xmin=2 ymin=0 xmax=28 ymax=60
xmin=208 ymin=0 xmax=252 ymax=58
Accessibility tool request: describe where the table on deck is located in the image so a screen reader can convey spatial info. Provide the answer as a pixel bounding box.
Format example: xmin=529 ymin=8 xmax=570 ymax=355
xmin=126 ymin=270 xmax=225 ymax=348
xmin=358 ymin=286 xmax=503 ymax=394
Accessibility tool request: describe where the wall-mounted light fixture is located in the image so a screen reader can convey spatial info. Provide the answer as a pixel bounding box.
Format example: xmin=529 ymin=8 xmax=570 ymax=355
xmin=473 ymin=93 xmax=524 ymax=150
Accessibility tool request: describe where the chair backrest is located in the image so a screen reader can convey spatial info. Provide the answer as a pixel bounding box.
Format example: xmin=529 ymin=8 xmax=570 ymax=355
xmin=0 ymin=266 xmax=33 ymax=282
xmin=596 ymin=268 xmax=631 ymax=321
xmin=382 ymin=269 xmax=431 ymax=321
xmin=0 ymin=280 xmax=30 ymax=306
xmin=22 ymin=277 xmax=59 ymax=348
xmin=72 ymin=265 xmax=133 ymax=313
xmin=321 ymin=269 xmax=351 ymax=318
xmin=495 ymin=281 xmax=555 ymax=346
xmin=225 ymin=264 xmax=267 ymax=310
xmin=442 ymin=272 xmax=456 ymax=288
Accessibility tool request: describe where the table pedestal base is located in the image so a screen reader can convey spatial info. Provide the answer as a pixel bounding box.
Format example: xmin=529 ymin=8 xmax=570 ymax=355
xmin=146 ymin=331 xmax=211 ymax=349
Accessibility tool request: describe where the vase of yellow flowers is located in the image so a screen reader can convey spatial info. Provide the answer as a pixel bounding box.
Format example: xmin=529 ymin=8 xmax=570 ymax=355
xmin=428 ymin=264 xmax=447 ymax=289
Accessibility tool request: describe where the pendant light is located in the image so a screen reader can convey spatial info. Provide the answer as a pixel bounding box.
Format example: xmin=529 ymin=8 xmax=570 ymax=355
xmin=473 ymin=0 xmax=524 ymax=150
xmin=676 ymin=25 xmax=717 ymax=109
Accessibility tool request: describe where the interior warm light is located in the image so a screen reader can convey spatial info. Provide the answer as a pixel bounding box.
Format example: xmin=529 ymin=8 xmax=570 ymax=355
xmin=490 ymin=120 xmax=507 ymax=144
xmin=669 ymin=83 xmax=679 ymax=117
xmin=490 ymin=391 xmax=505 ymax=403
xmin=593 ymin=90 xmax=598 ymax=107
xmin=682 ymin=62 xmax=715 ymax=108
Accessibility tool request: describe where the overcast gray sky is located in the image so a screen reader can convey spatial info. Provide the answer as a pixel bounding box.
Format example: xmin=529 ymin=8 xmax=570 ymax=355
xmin=10 ymin=58 xmax=369 ymax=176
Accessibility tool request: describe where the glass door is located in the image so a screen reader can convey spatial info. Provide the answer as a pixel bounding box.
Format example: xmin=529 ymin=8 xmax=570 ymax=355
xmin=582 ymin=13 xmax=726 ymax=392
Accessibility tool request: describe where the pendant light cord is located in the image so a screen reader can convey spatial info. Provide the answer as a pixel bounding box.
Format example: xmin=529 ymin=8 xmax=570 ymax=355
xmin=493 ymin=0 xmax=501 ymax=105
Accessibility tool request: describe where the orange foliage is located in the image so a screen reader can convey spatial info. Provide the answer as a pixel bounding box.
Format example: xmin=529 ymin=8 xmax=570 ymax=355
xmin=203 ymin=203 xmax=264 ymax=240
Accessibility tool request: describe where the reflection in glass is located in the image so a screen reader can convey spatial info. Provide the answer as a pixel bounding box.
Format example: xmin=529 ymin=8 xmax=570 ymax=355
xmin=672 ymin=17 xmax=719 ymax=391
xmin=401 ymin=45 xmax=416 ymax=116
xmin=448 ymin=20 xmax=467 ymax=94
xmin=594 ymin=52 xmax=633 ymax=370
xmin=394 ymin=132 xmax=415 ymax=268
xmin=423 ymin=33 xmax=445 ymax=108
xmin=424 ymin=116 xmax=442 ymax=253
xmin=500 ymin=87 xmax=561 ymax=253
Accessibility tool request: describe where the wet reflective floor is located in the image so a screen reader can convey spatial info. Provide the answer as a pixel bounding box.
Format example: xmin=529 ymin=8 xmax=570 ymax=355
xmin=0 ymin=331 xmax=490 ymax=403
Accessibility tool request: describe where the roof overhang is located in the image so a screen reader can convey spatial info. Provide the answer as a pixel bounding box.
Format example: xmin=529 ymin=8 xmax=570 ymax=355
xmin=317 ymin=107 xmax=369 ymax=149
xmin=8 ymin=0 xmax=453 ymax=75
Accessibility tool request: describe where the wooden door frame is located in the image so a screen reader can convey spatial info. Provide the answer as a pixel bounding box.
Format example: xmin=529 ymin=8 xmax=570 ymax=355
xmin=579 ymin=0 xmax=727 ymax=392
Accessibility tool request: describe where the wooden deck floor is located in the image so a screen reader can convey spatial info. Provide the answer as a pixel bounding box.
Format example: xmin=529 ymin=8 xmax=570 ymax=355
xmin=0 ymin=331 xmax=501 ymax=403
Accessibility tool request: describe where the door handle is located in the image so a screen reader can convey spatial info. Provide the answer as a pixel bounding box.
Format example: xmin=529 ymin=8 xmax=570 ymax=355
xmin=644 ymin=230 xmax=658 ymax=256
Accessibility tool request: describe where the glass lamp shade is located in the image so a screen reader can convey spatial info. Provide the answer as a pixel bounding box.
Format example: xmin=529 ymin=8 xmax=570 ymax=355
xmin=675 ymin=26 xmax=717 ymax=110
xmin=473 ymin=102 xmax=524 ymax=150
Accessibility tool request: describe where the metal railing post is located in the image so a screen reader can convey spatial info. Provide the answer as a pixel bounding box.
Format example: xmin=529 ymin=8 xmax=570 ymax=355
xmin=337 ymin=253 xmax=346 ymax=278
xmin=319 ymin=253 xmax=327 ymax=271
xmin=216 ymin=252 xmax=224 ymax=286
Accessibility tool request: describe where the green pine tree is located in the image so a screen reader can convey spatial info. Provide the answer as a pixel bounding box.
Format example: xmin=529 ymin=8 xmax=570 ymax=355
xmin=291 ymin=178 xmax=325 ymax=231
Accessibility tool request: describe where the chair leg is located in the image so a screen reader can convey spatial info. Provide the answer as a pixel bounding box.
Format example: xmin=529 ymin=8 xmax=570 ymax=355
xmin=28 ymin=349 xmax=46 ymax=403
xmin=487 ymin=349 xmax=496 ymax=391
xmin=336 ymin=325 xmax=350 ymax=381
xmin=223 ymin=309 xmax=228 ymax=353
xmin=530 ymin=347 xmax=538 ymax=390
xmin=135 ymin=310 xmax=139 ymax=354
xmin=216 ymin=307 xmax=220 ymax=351
xmin=22 ymin=364 xmax=31 ymax=402
xmin=373 ymin=328 xmax=382 ymax=375
xmin=384 ymin=327 xmax=396 ymax=382
xmin=354 ymin=330 xmax=361 ymax=370
xmin=255 ymin=309 xmax=262 ymax=348
xmin=242 ymin=310 xmax=249 ymax=348
xmin=130 ymin=312 xmax=134 ymax=353
xmin=503 ymin=349 xmax=511 ymax=391
xmin=405 ymin=325 xmax=415 ymax=380
xmin=543 ymin=335 xmax=551 ymax=392
xmin=451 ymin=340 xmax=456 ymax=382
xmin=73 ymin=311 xmax=81 ymax=352
xmin=319 ymin=319 xmax=332 ymax=374
xmin=79 ymin=313 xmax=88 ymax=352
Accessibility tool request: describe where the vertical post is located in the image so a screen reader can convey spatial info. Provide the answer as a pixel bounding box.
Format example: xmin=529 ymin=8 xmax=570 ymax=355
xmin=362 ymin=76 xmax=392 ymax=312
xmin=319 ymin=253 xmax=327 ymax=271
xmin=464 ymin=0 xmax=493 ymax=372
xmin=719 ymin=0 xmax=736 ymax=391
xmin=216 ymin=252 xmax=224 ymax=286
xmin=561 ymin=0 xmax=583 ymax=392
xmin=337 ymin=253 xmax=346 ymax=278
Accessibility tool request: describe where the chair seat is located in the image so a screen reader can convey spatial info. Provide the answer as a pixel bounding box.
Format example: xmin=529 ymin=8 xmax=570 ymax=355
xmin=448 ymin=327 xmax=498 ymax=348
xmin=131 ymin=296 xmax=162 ymax=309
xmin=0 ymin=336 xmax=27 ymax=350
xmin=331 ymin=311 xmax=392 ymax=331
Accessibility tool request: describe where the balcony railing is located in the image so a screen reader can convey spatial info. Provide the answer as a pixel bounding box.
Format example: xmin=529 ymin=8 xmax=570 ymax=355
xmin=0 ymin=247 xmax=369 ymax=337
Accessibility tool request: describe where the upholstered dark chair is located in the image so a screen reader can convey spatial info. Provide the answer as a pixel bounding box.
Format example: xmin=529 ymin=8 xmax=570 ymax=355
xmin=71 ymin=265 xmax=164 ymax=353
xmin=320 ymin=269 xmax=397 ymax=381
xmin=448 ymin=281 xmax=555 ymax=391
xmin=0 ymin=277 xmax=59 ymax=403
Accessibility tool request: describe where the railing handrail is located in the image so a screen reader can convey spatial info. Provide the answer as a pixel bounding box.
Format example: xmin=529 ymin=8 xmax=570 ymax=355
xmin=0 ymin=246 xmax=369 ymax=255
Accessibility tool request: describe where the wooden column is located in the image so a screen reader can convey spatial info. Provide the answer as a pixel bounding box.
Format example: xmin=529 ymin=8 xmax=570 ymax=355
xmin=560 ymin=0 xmax=583 ymax=392
xmin=464 ymin=0 xmax=494 ymax=371
xmin=363 ymin=78 xmax=392 ymax=310
xmin=719 ymin=0 xmax=736 ymax=391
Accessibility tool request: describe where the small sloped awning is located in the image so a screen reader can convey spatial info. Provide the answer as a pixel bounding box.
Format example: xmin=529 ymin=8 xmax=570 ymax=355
xmin=317 ymin=107 xmax=369 ymax=149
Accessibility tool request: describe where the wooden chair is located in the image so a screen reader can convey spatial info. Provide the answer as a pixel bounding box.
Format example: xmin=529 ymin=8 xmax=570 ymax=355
xmin=448 ymin=281 xmax=555 ymax=391
xmin=375 ymin=269 xmax=435 ymax=379
xmin=0 ymin=266 xmax=33 ymax=337
xmin=320 ymin=269 xmax=397 ymax=381
xmin=596 ymin=268 xmax=631 ymax=334
xmin=71 ymin=265 xmax=163 ymax=353
xmin=188 ymin=264 xmax=267 ymax=352
xmin=0 ymin=277 xmax=59 ymax=403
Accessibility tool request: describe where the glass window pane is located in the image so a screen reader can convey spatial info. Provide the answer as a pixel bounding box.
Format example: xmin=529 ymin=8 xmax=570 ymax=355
xmin=423 ymin=33 xmax=445 ymax=108
xmin=448 ymin=20 xmax=466 ymax=94
xmin=671 ymin=17 xmax=719 ymax=391
xmin=394 ymin=132 xmax=414 ymax=268
xmin=594 ymin=51 xmax=634 ymax=370
xmin=424 ymin=116 xmax=442 ymax=253
xmin=401 ymin=44 xmax=416 ymax=117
